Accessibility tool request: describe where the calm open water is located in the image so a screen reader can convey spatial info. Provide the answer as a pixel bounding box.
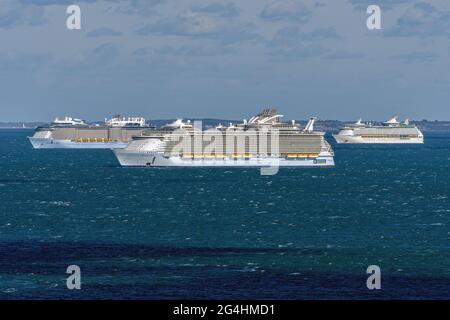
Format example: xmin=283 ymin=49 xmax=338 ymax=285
xmin=0 ymin=129 xmax=449 ymax=299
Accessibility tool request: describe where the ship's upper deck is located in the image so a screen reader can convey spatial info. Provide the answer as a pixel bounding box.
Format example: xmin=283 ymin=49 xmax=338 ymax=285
xmin=140 ymin=109 xmax=323 ymax=137
xmin=341 ymin=117 xmax=421 ymax=133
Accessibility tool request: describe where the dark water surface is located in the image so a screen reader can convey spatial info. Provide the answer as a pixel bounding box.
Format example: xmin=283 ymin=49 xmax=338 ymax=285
xmin=0 ymin=129 xmax=449 ymax=299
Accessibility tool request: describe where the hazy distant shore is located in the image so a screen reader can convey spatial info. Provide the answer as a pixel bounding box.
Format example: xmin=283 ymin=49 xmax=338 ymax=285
xmin=1 ymin=120 xmax=450 ymax=133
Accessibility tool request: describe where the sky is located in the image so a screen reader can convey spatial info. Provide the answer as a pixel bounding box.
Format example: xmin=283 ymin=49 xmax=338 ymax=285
xmin=0 ymin=0 xmax=449 ymax=121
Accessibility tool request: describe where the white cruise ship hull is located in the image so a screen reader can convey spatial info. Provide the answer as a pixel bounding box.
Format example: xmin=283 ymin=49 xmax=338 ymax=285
xmin=333 ymin=134 xmax=424 ymax=144
xmin=114 ymin=150 xmax=335 ymax=167
xmin=28 ymin=137 xmax=129 ymax=149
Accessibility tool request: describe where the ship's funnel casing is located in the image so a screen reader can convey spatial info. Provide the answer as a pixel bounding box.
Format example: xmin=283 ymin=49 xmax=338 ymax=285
xmin=303 ymin=117 xmax=316 ymax=133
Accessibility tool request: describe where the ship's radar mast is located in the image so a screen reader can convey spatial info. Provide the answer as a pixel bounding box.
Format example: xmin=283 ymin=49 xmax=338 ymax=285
xmin=384 ymin=116 xmax=400 ymax=126
xmin=166 ymin=119 xmax=193 ymax=129
xmin=248 ymin=108 xmax=283 ymax=125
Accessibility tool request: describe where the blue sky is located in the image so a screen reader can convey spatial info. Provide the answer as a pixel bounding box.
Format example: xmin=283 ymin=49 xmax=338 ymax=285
xmin=0 ymin=0 xmax=449 ymax=121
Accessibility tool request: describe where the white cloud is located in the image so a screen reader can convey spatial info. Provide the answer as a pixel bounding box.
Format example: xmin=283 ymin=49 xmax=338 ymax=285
xmin=137 ymin=10 xmax=259 ymax=44
xmin=348 ymin=0 xmax=411 ymax=10
xmin=87 ymin=27 xmax=123 ymax=37
xmin=385 ymin=2 xmax=450 ymax=37
xmin=0 ymin=0 xmax=46 ymax=29
xmin=269 ymin=26 xmax=340 ymax=47
xmin=155 ymin=44 xmax=237 ymax=57
xmin=260 ymin=0 xmax=310 ymax=22
xmin=391 ymin=51 xmax=438 ymax=63
xmin=191 ymin=2 xmax=240 ymax=18
xmin=109 ymin=0 xmax=164 ymax=16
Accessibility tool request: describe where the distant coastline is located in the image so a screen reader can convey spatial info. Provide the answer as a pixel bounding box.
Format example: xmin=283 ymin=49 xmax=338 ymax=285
xmin=1 ymin=119 xmax=450 ymax=133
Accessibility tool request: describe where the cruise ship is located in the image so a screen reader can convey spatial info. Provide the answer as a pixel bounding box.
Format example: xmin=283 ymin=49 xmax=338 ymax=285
xmin=28 ymin=115 xmax=152 ymax=149
xmin=333 ymin=117 xmax=424 ymax=144
xmin=114 ymin=109 xmax=335 ymax=167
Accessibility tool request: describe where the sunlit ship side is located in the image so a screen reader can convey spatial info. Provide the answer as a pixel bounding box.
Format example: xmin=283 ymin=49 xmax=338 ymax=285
xmin=114 ymin=109 xmax=335 ymax=167
xmin=333 ymin=117 xmax=424 ymax=144
xmin=28 ymin=115 xmax=152 ymax=149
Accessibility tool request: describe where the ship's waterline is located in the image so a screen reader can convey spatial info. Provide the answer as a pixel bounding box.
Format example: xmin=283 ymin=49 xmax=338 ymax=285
xmin=333 ymin=135 xmax=424 ymax=144
xmin=114 ymin=150 xmax=335 ymax=167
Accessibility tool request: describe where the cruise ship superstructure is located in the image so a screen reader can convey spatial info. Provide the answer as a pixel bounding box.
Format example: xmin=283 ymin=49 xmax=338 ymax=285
xmin=28 ymin=115 xmax=152 ymax=149
xmin=114 ymin=109 xmax=335 ymax=167
xmin=333 ymin=117 xmax=424 ymax=144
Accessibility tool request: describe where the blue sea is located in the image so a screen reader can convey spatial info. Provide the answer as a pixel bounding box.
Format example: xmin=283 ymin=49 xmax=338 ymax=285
xmin=0 ymin=129 xmax=449 ymax=299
